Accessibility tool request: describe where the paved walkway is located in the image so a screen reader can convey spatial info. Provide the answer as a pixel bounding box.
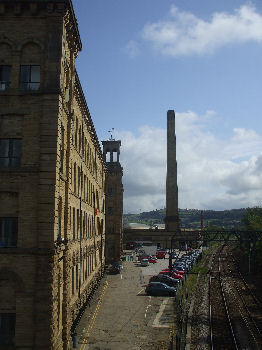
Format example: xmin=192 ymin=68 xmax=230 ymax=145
xmin=75 ymin=257 xmax=175 ymax=350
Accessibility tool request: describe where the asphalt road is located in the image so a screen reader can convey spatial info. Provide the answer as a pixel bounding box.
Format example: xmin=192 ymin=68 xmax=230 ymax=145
xmin=76 ymin=256 xmax=175 ymax=350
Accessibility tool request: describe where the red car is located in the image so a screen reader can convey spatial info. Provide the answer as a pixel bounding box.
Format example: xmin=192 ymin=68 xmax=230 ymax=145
xmin=161 ymin=268 xmax=184 ymax=275
xmin=159 ymin=270 xmax=183 ymax=279
xmin=173 ymin=270 xmax=184 ymax=275
xmin=148 ymin=256 xmax=158 ymax=264
xmin=138 ymin=255 xmax=150 ymax=262
xmin=156 ymin=251 xmax=166 ymax=259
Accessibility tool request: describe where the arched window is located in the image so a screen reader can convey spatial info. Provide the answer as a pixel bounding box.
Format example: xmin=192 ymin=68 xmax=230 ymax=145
xmin=71 ymin=265 xmax=74 ymax=295
xmin=82 ymin=212 xmax=85 ymax=240
xmin=57 ymin=196 xmax=62 ymax=239
xmin=73 ymin=163 xmax=76 ymax=193
xmin=75 ymin=119 xmax=78 ymax=149
xmin=20 ymin=42 xmax=41 ymax=91
xmin=0 ymin=270 xmax=24 ymax=347
xmin=78 ymin=127 xmax=81 ymax=153
xmin=77 ymin=166 xmax=80 ymax=196
xmin=72 ymin=208 xmax=75 ymax=240
xmin=0 ymin=42 xmax=12 ymax=91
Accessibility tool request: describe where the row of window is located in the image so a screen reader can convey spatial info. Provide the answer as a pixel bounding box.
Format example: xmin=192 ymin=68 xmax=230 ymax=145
xmin=0 ymin=65 xmax=40 ymax=91
xmin=73 ymin=119 xmax=103 ymax=183
xmin=0 ymin=212 xmax=100 ymax=248
xmin=72 ymin=163 xmax=95 ymax=204
xmin=72 ymin=163 xmax=105 ymax=212
xmin=71 ymin=252 xmax=96 ymax=296
xmin=70 ymin=207 xmax=97 ymax=240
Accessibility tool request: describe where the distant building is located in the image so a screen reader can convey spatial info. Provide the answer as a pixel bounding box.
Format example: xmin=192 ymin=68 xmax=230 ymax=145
xmin=0 ymin=1 xmax=106 ymax=349
xmin=102 ymin=139 xmax=123 ymax=263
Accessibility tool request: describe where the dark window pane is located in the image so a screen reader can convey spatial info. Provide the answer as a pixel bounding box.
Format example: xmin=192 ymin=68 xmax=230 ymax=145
xmin=12 ymin=139 xmax=22 ymax=158
xmin=0 ymin=66 xmax=11 ymax=91
xmin=0 ymin=313 xmax=16 ymax=345
xmin=0 ymin=218 xmax=18 ymax=247
xmin=30 ymin=65 xmax=40 ymax=82
xmin=0 ymin=139 xmax=9 ymax=157
xmin=20 ymin=65 xmax=40 ymax=91
xmin=20 ymin=65 xmax=30 ymax=83
xmin=0 ymin=159 xmax=9 ymax=167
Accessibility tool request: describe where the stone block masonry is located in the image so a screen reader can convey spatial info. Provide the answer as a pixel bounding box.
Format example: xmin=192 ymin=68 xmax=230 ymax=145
xmin=0 ymin=1 xmax=106 ymax=349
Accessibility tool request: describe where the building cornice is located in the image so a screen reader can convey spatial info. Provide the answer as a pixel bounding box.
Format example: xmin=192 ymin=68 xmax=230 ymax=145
xmin=0 ymin=0 xmax=82 ymax=52
xmin=74 ymin=71 xmax=105 ymax=167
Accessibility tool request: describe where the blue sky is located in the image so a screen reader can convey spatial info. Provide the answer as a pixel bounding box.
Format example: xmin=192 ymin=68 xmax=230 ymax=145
xmin=73 ymin=1 xmax=262 ymax=213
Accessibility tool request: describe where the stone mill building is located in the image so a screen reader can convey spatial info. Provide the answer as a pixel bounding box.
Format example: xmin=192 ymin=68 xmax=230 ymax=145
xmin=0 ymin=0 xmax=111 ymax=349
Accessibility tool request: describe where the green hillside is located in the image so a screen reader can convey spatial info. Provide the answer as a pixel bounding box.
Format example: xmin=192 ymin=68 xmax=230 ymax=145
xmin=123 ymin=208 xmax=248 ymax=229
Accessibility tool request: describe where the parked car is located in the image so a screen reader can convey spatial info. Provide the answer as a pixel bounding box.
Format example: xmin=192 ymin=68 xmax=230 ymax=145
xmin=156 ymin=251 xmax=166 ymax=259
xmin=162 ymin=267 xmax=185 ymax=275
xmin=148 ymin=256 xmax=158 ymax=264
xmin=145 ymin=282 xmax=176 ymax=296
xmin=159 ymin=270 xmax=183 ymax=279
xmin=108 ymin=262 xmax=121 ymax=274
xmin=149 ymin=274 xmax=180 ymax=287
xmin=138 ymin=254 xmax=150 ymax=262
xmin=141 ymin=258 xmax=149 ymax=267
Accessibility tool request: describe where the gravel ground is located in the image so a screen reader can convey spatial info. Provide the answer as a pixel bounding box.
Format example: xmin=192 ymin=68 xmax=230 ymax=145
xmin=188 ymin=245 xmax=262 ymax=349
xmin=188 ymin=248 xmax=220 ymax=350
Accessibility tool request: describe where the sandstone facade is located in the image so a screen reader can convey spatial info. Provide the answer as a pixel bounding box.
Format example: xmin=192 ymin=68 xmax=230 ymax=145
xmin=0 ymin=1 xmax=106 ymax=349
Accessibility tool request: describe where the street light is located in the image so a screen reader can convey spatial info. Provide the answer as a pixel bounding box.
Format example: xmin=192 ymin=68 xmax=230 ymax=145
xmin=168 ymin=234 xmax=177 ymax=275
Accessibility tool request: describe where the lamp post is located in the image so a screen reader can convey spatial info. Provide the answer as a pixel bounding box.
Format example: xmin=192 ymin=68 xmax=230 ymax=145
xmin=168 ymin=235 xmax=176 ymax=275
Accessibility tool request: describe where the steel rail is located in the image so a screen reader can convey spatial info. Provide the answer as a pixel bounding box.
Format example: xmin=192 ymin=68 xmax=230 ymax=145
xmin=230 ymin=255 xmax=262 ymax=307
xmin=220 ymin=247 xmax=262 ymax=349
xmin=218 ymin=257 xmax=239 ymax=350
xmin=208 ymin=244 xmax=238 ymax=350
xmin=223 ymin=256 xmax=262 ymax=349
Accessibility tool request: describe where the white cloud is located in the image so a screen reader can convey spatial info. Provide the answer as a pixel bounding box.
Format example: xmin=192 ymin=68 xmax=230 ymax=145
xmin=141 ymin=4 xmax=262 ymax=56
xmin=115 ymin=111 xmax=262 ymax=213
xmin=123 ymin=40 xmax=140 ymax=58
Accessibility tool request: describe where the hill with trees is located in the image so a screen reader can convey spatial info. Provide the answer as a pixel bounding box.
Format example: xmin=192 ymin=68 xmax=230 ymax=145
xmin=123 ymin=208 xmax=248 ymax=229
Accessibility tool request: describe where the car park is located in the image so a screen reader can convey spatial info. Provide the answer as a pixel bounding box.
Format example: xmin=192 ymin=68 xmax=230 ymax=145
xmin=145 ymin=282 xmax=176 ymax=296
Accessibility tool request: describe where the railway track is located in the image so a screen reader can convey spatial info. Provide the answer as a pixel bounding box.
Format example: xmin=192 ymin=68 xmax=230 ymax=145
xmin=208 ymin=244 xmax=262 ymax=350
xmin=209 ymin=245 xmax=238 ymax=349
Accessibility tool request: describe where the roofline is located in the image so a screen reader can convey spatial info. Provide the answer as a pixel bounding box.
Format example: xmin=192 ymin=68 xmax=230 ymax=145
xmin=1 ymin=0 xmax=82 ymax=51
